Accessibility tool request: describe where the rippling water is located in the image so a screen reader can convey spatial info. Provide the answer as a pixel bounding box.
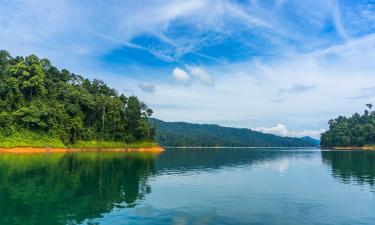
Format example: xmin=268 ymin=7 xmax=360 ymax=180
xmin=1 ymin=148 xmax=375 ymax=225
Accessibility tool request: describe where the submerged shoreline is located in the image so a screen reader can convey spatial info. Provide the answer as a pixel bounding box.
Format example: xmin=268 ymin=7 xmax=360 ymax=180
xmin=0 ymin=146 xmax=164 ymax=154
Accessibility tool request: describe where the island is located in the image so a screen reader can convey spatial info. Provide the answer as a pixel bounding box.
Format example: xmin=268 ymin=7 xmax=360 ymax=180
xmin=0 ymin=50 xmax=163 ymax=153
xmin=321 ymin=104 xmax=375 ymax=150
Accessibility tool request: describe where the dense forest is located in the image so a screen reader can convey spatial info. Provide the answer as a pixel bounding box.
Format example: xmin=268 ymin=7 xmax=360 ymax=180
xmin=151 ymin=119 xmax=319 ymax=147
xmin=0 ymin=50 xmax=154 ymax=147
xmin=321 ymin=105 xmax=375 ymax=147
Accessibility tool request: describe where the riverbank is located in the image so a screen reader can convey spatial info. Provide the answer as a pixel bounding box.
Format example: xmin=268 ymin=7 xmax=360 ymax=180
xmin=0 ymin=139 xmax=162 ymax=151
xmin=332 ymin=146 xmax=375 ymax=150
xmin=0 ymin=146 xmax=164 ymax=154
xmin=0 ymin=132 xmax=163 ymax=153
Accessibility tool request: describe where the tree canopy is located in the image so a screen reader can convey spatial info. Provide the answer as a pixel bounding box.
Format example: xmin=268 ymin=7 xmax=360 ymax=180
xmin=321 ymin=106 xmax=375 ymax=147
xmin=0 ymin=50 xmax=154 ymax=145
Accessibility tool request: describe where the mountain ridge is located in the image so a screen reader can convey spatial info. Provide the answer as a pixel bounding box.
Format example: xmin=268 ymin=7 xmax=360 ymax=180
xmin=151 ymin=119 xmax=319 ymax=147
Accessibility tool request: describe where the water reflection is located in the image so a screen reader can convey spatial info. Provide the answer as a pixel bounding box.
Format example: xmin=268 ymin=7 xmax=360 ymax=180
xmin=155 ymin=148 xmax=316 ymax=173
xmin=2 ymin=149 xmax=375 ymax=225
xmin=0 ymin=152 xmax=158 ymax=225
xmin=322 ymin=150 xmax=375 ymax=187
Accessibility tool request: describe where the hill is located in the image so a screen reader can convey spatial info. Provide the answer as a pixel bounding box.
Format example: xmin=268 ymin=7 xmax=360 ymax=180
xmin=301 ymin=136 xmax=320 ymax=146
xmin=151 ymin=119 xmax=319 ymax=147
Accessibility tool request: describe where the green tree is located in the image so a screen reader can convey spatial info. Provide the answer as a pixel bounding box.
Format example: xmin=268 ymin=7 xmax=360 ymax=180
xmin=0 ymin=50 xmax=154 ymax=145
xmin=366 ymin=103 xmax=373 ymax=114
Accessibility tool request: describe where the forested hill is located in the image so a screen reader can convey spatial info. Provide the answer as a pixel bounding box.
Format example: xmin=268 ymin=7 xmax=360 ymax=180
xmin=0 ymin=50 xmax=154 ymax=147
xmin=151 ymin=119 xmax=319 ymax=147
xmin=321 ymin=108 xmax=375 ymax=147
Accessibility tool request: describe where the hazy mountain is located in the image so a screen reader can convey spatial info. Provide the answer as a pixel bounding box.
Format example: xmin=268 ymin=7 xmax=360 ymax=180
xmin=301 ymin=136 xmax=321 ymax=146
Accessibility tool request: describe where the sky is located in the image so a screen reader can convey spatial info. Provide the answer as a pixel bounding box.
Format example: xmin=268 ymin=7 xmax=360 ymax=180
xmin=1 ymin=0 xmax=375 ymax=139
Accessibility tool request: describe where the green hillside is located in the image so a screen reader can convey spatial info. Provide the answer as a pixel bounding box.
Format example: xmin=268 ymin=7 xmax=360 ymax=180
xmin=151 ymin=119 xmax=318 ymax=147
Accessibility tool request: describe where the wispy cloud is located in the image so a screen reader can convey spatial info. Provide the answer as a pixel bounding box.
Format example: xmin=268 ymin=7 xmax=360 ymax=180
xmin=1 ymin=0 xmax=375 ymax=135
xmin=138 ymin=83 xmax=156 ymax=93
xmin=348 ymin=86 xmax=375 ymax=99
xmin=277 ymin=83 xmax=317 ymax=95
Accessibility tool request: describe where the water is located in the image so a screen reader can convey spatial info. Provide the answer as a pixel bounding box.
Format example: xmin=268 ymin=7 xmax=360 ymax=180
xmin=0 ymin=148 xmax=375 ymax=225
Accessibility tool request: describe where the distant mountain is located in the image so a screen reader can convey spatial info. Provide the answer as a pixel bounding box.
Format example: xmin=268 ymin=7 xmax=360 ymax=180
xmin=301 ymin=136 xmax=320 ymax=146
xmin=151 ymin=119 xmax=319 ymax=147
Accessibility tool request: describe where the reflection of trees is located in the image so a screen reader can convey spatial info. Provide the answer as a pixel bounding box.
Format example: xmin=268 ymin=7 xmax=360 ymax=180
xmin=0 ymin=152 xmax=157 ymax=225
xmin=321 ymin=151 xmax=375 ymax=187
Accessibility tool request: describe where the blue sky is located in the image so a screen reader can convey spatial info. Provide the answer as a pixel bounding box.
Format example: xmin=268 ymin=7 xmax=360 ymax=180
xmin=1 ymin=0 xmax=375 ymax=138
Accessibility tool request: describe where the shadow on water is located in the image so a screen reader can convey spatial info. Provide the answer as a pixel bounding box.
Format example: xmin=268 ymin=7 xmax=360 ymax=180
xmin=321 ymin=150 xmax=375 ymax=188
xmin=0 ymin=152 xmax=158 ymax=225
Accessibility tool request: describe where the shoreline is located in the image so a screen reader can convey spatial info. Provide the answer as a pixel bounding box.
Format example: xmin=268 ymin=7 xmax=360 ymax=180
xmin=332 ymin=146 xmax=375 ymax=150
xmin=0 ymin=146 xmax=165 ymax=154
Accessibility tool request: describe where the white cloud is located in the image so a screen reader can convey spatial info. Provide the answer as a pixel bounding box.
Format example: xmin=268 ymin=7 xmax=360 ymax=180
xmin=137 ymin=32 xmax=375 ymax=131
xmin=172 ymin=66 xmax=215 ymax=86
xmin=254 ymin=124 xmax=325 ymax=139
xmin=254 ymin=124 xmax=289 ymax=137
xmin=187 ymin=66 xmax=215 ymax=87
xmin=172 ymin=67 xmax=191 ymax=84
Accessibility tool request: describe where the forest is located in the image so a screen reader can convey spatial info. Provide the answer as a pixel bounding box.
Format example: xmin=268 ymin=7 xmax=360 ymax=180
xmin=321 ymin=105 xmax=375 ymax=147
xmin=152 ymin=119 xmax=319 ymax=147
xmin=0 ymin=50 xmax=155 ymax=147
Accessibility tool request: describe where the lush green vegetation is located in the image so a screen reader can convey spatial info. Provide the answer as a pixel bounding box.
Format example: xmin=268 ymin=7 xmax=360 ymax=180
xmin=71 ymin=140 xmax=159 ymax=148
xmin=321 ymin=105 xmax=375 ymax=147
xmin=151 ymin=119 xmax=319 ymax=147
xmin=0 ymin=130 xmax=65 ymax=148
xmin=0 ymin=50 xmax=155 ymax=148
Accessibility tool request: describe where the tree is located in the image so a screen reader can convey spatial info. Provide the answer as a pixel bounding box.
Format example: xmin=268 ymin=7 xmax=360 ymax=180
xmin=125 ymin=96 xmax=142 ymax=141
xmin=366 ymin=103 xmax=373 ymax=113
xmin=0 ymin=50 xmax=154 ymax=145
xmin=145 ymin=108 xmax=153 ymax=139
xmin=321 ymin=108 xmax=375 ymax=147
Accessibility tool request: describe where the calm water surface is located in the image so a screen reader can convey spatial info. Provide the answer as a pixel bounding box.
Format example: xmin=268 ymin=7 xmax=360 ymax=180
xmin=1 ymin=148 xmax=375 ymax=225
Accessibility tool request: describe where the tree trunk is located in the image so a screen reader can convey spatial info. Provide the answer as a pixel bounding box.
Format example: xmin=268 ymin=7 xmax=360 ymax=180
xmin=113 ymin=119 xmax=116 ymax=141
xmin=101 ymin=106 xmax=105 ymax=141
xmin=147 ymin=117 xmax=150 ymax=139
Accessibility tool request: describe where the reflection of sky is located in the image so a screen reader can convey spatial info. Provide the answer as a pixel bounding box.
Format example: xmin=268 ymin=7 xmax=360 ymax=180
xmin=88 ymin=150 xmax=375 ymax=225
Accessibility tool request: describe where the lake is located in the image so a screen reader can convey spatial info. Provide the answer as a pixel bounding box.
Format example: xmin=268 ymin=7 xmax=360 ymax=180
xmin=1 ymin=148 xmax=375 ymax=225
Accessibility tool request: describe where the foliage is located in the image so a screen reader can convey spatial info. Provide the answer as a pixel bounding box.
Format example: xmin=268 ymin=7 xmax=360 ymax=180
xmin=321 ymin=108 xmax=375 ymax=147
xmin=151 ymin=119 xmax=318 ymax=147
xmin=71 ymin=140 xmax=159 ymax=148
xmin=0 ymin=50 xmax=155 ymax=147
xmin=0 ymin=130 xmax=65 ymax=148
